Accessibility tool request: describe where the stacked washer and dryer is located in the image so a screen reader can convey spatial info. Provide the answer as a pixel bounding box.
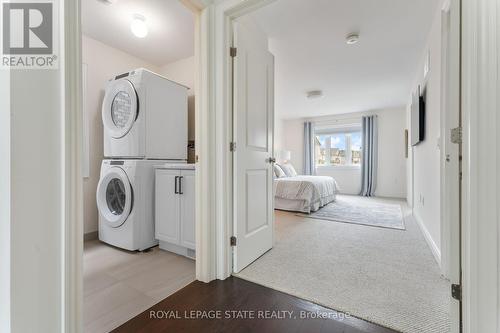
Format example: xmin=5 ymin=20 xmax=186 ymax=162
xmin=96 ymin=68 xmax=189 ymax=251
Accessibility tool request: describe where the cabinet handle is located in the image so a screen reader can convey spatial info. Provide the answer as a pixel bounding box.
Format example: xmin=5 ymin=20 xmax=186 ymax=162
xmin=179 ymin=176 xmax=183 ymax=194
xmin=174 ymin=176 xmax=179 ymax=194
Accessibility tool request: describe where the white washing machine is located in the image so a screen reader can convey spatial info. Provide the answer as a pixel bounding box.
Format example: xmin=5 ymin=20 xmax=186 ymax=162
xmin=97 ymin=159 xmax=174 ymax=251
xmin=102 ymin=68 xmax=189 ymax=159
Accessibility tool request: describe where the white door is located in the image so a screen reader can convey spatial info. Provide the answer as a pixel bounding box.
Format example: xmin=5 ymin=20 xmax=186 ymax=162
xmin=180 ymin=170 xmax=196 ymax=249
xmin=232 ymin=20 xmax=275 ymax=273
xmin=155 ymin=169 xmax=181 ymax=244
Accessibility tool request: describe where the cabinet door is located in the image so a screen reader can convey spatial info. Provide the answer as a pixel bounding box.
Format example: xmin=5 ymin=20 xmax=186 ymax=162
xmin=180 ymin=170 xmax=195 ymax=249
xmin=155 ymin=169 xmax=180 ymax=244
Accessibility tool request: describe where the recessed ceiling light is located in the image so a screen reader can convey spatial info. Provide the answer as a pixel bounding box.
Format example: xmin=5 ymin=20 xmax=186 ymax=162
xmin=346 ymin=33 xmax=359 ymax=45
xmin=307 ymin=90 xmax=323 ymax=99
xmin=131 ymin=14 xmax=148 ymax=38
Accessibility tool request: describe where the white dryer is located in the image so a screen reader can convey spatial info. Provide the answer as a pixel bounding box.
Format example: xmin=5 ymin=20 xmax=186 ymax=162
xmin=97 ymin=159 xmax=173 ymax=251
xmin=102 ymin=68 xmax=188 ymax=159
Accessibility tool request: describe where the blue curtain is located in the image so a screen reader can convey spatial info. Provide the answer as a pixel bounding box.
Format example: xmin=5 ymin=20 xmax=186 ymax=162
xmin=360 ymin=115 xmax=378 ymax=196
xmin=303 ymin=122 xmax=315 ymax=175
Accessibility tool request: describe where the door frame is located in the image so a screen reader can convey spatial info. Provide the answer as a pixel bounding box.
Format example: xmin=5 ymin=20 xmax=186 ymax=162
xmin=461 ymin=0 xmax=500 ymax=331
xmin=439 ymin=0 xmax=461 ymax=281
xmin=203 ymin=0 xmax=465 ymax=332
xmin=61 ymin=0 xmax=499 ymax=332
xmin=199 ymin=0 xmax=278 ymax=280
xmin=61 ymin=0 xmax=217 ymax=330
xmin=439 ymin=1 xmax=462 ymax=330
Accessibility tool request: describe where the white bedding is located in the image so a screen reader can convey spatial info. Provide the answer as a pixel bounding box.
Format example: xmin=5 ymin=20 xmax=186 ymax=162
xmin=274 ymin=176 xmax=339 ymax=213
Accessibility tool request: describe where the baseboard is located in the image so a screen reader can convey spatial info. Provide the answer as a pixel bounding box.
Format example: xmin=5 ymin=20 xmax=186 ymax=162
xmin=159 ymin=241 xmax=196 ymax=260
xmin=412 ymin=210 xmax=441 ymax=267
xmin=84 ymin=231 xmax=98 ymax=241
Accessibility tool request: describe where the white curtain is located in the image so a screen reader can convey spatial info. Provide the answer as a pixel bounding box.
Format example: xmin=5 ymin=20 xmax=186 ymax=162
xmin=360 ymin=115 xmax=378 ymax=196
xmin=303 ymin=122 xmax=316 ymax=175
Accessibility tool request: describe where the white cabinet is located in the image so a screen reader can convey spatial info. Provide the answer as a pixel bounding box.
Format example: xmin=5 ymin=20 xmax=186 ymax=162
xmin=155 ymin=166 xmax=195 ymax=258
xmin=180 ymin=171 xmax=195 ymax=249
xmin=155 ymin=169 xmax=180 ymax=244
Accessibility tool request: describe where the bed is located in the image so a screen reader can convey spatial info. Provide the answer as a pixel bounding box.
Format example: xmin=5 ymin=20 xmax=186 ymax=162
xmin=273 ymin=174 xmax=339 ymax=214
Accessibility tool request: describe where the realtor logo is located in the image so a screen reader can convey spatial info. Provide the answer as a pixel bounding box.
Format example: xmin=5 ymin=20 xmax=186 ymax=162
xmin=1 ymin=0 xmax=58 ymax=69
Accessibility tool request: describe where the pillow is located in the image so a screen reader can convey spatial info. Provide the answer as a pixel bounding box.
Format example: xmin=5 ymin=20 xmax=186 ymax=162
xmin=273 ymin=164 xmax=287 ymax=178
xmin=280 ymin=163 xmax=297 ymax=177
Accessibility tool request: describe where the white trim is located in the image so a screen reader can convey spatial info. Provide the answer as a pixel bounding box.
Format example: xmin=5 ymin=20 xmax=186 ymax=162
xmin=412 ymin=211 xmax=441 ymax=267
xmin=82 ymin=63 xmax=90 ymax=179
xmin=461 ymin=0 xmax=500 ymax=332
xmin=194 ymin=4 xmax=217 ymax=282
xmin=63 ymin=0 xmax=83 ymax=331
xmin=0 ymin=51 xmax=11 ymax=333
xmin=439 ymin=3 xmax=450 ymax=279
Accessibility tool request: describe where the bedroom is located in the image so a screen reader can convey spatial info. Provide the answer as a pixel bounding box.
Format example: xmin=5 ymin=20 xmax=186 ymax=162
xmin=232 ymin=1 xmax=455 ymax=332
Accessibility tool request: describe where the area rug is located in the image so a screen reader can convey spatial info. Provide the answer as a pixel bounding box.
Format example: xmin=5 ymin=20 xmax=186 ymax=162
xmin=236 ymin=196 xmax=450 ymax=333
xmin=298 ymin=195 xmax=405 ymax=230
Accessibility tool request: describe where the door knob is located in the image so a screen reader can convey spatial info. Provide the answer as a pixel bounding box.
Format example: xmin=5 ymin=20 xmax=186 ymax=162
xmin=267 ymin=157 xmax=276 ymax=164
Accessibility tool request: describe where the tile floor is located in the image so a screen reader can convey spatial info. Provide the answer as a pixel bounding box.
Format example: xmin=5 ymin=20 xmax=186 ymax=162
xmin=84 ymin=240 xmax=195 ymax=333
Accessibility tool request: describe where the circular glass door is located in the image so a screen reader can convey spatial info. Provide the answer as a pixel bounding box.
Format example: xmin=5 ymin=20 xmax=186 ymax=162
xmin=97 ymin=167 xmax=133 ymax=227
xmin=111 ymin=91 xmax=133 ymax=129
xmin=102 ymin=79 xmax=138 ymax=138
xmin=106 ymin=178 xmax=127 ymax=215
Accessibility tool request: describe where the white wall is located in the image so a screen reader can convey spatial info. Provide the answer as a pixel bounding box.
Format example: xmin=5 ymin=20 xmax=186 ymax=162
xmin=0 ymin=61 xmax=10 ymax=333
xmin=280 ymin=118 xmax=304 ymax=172
xmin=408 ymin=6 xmax=443 ymax=259
xmin=277 ymin=108 xmax=407 ymax=198
xmin=376 ymin=108 xmax=408 ymax=198
xmin=82 ymin=35 xmax=160 ymax=235
xmin=274 ymin=117 xmax=283 ymax=156
xmin=9 ymin=71 xmax=63 ymax=332
xmin=159 ymin=56 xmax=196 ymax=141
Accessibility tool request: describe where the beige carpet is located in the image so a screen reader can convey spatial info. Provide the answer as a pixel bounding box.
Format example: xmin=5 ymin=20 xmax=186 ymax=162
xmin=236 ymin=195 xmax=451 ymax=333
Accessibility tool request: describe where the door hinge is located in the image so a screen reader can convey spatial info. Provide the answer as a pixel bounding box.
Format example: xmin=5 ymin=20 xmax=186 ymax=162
xmin=230 ymin=142 xmax=237 ymax=152
xmin=451 ymin=283 xmax=462 ymax=301
xmin=230 ymin=47 xmax=237 ymax=57
xmin=451 ymin=127 xmax=462 ymax=144
xmin=230 ymin=236 xmax=237 ymax=246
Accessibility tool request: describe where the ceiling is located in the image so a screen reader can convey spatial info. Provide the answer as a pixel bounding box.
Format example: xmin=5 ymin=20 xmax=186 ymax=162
xmin=82 ymin=0 xmax=194 ymax=66
xmin=250 ymin=0 xmax=440 ymax=119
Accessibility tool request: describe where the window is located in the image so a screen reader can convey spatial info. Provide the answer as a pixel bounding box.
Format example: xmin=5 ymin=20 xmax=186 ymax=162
xmin=315 ymin=129 xmax=362 ymax=167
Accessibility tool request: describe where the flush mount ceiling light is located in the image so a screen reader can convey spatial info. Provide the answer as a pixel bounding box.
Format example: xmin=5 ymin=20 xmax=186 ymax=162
xmin=306 ymin=90 xmax=323 ymax=99
xmin=346 ymin=33 xmax=360 ymax=45
xmin=97 ymin=0 xmax=117 ymax=5
xmin=131 ymin=14 xmax=148 ymax=38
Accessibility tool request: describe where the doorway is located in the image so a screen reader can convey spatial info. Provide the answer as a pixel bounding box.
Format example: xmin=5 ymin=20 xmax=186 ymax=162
xmin=227 ymin=1 xmax=462 ymax=332
xmin=80 ymin=0 xmax=198 ymax=331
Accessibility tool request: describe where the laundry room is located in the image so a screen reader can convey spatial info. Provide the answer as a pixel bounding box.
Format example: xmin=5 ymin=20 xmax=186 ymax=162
xmin=80 ymin=0 xmax=196 ymax=331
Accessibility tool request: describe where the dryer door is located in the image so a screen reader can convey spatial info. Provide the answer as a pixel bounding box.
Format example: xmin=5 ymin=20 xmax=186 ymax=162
xmin=102 ymin=79 xmax=138 ymax=139
xmin=97 ymin=167 xmax=133 ymax=228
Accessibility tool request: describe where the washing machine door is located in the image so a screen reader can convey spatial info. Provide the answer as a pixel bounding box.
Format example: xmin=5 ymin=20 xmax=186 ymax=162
xmin=102 ymin=79 xmax=138 ymax=139
xmin=97 ymin=167 xmax=133 ymax=228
